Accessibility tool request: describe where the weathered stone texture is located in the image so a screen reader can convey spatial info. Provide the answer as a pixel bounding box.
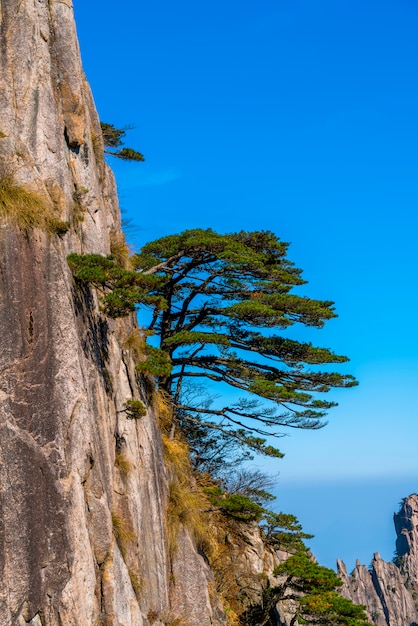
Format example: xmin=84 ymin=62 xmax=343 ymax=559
xmin=338 ymin=495 xmax=418 ymax=626
xmin=0 ymin=1 xmax=225 ymax=624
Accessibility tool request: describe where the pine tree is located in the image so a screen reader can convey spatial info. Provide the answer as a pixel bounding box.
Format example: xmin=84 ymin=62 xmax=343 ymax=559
xmin=100 ymin=122 xmax=144 ymax=161
xmin=68 ymin=228 xmax=357 ymax=457
xmin=132 ymin=229 xmax=357 ymax=453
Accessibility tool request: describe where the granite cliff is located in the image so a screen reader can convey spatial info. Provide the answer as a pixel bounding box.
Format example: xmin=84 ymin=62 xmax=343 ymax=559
xmin=0 ymin=2 xmax=414 ymax=626
xmin=338 ymin=494 xmax=418 ymax=626
xmin=0 ymin=1 xmax=225 ymax=623
xmin=0 ymin=2 xmax=291 ymax=624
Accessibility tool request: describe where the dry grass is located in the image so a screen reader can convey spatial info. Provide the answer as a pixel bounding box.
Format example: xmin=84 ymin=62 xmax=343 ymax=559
xmin=91 ymin=131 xmax=103 ymax=163
xmin=0 ymin=172 xmax=69 ymax=234
xmin=128 ymin=568 xmax=143 ymax=599
xmin=163 ymin=435 xmax=190 ymax=480
xmin=166 ymin=479 xmax=212 ymax=558
xmin=155 ymin=389 xmax=173 ymax=434
xmin=123 ymin=328 xmax=154 ymax=363
xmin=148 ymin=611 xmax=186 ymax=626
xmin=163 ymin=427 xmax=217 ymax=559
xmin=115 ymin=450 xmax=133 ymax=475
xmin=110 ymin=230 xmax=131 ymax=268
xmin=224 ymin=607 xmax=242 ymax=626
xmin=111 ymin=510 xmax=136 ymax=558
xmin=71 ymin=186 xmax=89 ymax=224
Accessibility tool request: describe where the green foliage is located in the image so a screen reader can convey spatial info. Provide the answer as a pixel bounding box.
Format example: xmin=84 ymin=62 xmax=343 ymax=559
xmin=114 ymin=147 xmax=145 ymax=162
xmin=67 ymin=253 xmax=160 ymax=317
xmin=100 ymin=122 xmax=126 ymax=148
xmin=275 ymin=551 xmax=343 ymax=593
xmin=124 ymin=399 xmax=147 ymax=419
xmin=135 ymin=345 xmax=172 ymax=377
xmin=273 ymin=552 xmax=373 ymax=626
xmin=100 ymin=122 xmax=144 ymax=162
xmin=203 ymin=487 xmax=265 ymax=522
xmin=262 ymin=511 xmax=313 ymax=552
xmin=237 ymin=512 xmax=373 ymax=626
xmin=67 ymin=228 xmax=356 ymax=459
xmin=48 ymin=218 xmax=70 ymax=236
xmin=297 ymin=591 xmax=374 ymax=625
xmin=133 ymin=228 xmax=356 ymax=451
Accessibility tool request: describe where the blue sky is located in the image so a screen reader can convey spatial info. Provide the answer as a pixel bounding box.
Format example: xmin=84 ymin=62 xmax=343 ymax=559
xmin=73 ymin=0 xmax=418 ymax=569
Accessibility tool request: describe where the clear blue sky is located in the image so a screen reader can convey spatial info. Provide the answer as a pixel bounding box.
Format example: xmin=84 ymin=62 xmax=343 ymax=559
xmin=73 ymin=0 xmax=418 ymax=569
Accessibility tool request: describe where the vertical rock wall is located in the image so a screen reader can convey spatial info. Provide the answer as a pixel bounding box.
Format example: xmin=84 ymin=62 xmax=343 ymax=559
xmin=0 ymin=1 xmax=224 ymax=624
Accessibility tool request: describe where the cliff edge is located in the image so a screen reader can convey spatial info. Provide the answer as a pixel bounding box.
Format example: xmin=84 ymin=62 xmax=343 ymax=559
xmin=0 ymin=1 xmax=224 ymax=624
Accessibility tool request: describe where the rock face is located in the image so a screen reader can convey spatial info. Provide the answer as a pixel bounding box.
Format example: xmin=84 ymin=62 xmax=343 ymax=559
xmin=338 ymin=495 xmax=418 ymax=626
xmin=0 ymin=1 xmax=224 ymax=624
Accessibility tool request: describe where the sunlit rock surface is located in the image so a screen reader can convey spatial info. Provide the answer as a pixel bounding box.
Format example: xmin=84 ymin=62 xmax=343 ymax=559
xmin=338 ymin=495 xmax=418 ymax=626
xmin=0 ymin=1 xmax=224 ymax=623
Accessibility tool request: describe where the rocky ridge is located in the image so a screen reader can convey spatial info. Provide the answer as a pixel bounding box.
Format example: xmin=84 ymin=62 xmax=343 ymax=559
xmin=338 ymin=494 xmax=418 ymax=626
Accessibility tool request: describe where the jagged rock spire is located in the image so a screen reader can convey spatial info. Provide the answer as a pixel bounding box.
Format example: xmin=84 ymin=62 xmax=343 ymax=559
xmin=338 ymin=495 xmax=418 ymax=626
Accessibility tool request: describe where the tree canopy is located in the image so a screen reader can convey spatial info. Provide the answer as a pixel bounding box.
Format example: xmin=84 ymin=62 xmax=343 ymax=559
xmin=134 ymin=229 xmax=357 ymax=451
xmin=68 ymin=228 xmax=356 ymax=458
xmin=243 ymin=544 xmax=372 ymax=626
xmin=100 ymin=122 xmax=145 ymax=162
xmin=273 ymin=552 xmax=372 ymax=626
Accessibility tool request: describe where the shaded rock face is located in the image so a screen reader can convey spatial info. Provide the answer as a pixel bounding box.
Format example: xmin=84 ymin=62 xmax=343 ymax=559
xmin=338 ymin=495 xmax=418 ymax=626
xmin=0 ymin=1 xmax=225 ymax=624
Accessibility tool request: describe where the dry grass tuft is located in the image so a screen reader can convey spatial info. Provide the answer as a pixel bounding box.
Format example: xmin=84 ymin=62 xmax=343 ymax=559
xmin=91 ymin=131 xmax=104 ymax=164
xmin=115 ymin=450 xmax=133 ymax=475
xmin=128 ymin=568 xmax=143 ymax=599
xmin=148 ymin=611 xmax=186 ymax=626
xmin=224 ymin=607 xmax=242 ymax=626
xmin=110 ymin=230 xmax=131 ymax=268
xmin=0 ymin=172 xmax=69 ymax=234
xmin=163 ymin=430 xmax=217 ymax=558
xmin=147 ymin=609 xmax=160 ymax=624
xmin=111 ymin=510 xmax=136 ymax=558
xmin=166 ymin=479 xmax=211 ymax=558
xmin=155 ymin=389 xmax=173 ymax=433
xmin=123 ymin=328 xmax=150 ymax=360
xmin=163 ymin=435 xmax=190 ymax=480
